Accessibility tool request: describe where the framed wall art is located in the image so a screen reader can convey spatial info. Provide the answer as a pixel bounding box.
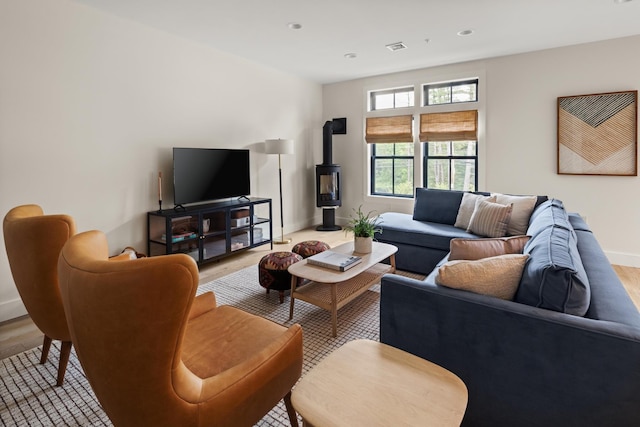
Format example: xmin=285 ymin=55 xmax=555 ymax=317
xmin=557 ymin=90 xmax=637 ymax=176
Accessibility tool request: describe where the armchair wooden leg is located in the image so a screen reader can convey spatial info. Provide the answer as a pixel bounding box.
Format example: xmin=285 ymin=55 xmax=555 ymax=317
xmin=41 ymin=335 xmax=52 ymax=364
xmin=56 ymin=341 xmax=73 ymax=386
xmin=283 ymin=391 xmax=299 ymax=427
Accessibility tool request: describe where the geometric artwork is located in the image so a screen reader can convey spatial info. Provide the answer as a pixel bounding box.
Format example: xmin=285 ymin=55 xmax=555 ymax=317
xmin=558 ymin=90 xmax=637 ymax=175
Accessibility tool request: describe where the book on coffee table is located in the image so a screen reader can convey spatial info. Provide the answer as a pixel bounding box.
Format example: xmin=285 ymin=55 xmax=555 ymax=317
xmin=307 ymin=250 xmax=362 ymax=272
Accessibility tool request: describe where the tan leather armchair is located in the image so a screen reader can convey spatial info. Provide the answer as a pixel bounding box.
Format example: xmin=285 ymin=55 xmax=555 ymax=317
xmin=58 ymin=230 xmax=303 ymax=427
xmin=3 ymin=204 xmax=76 ymax=386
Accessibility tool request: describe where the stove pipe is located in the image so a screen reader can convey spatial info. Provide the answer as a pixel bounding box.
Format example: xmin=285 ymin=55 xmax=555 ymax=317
xmin=322 ymin=121 xmax=333 ymax=165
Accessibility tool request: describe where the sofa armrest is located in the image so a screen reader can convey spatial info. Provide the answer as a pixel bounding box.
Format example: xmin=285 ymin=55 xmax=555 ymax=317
xmin=380 ymin=273 xmax=640 ymax=427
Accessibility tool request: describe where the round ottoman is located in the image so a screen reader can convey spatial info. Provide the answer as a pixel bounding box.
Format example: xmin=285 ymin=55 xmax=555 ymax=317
xmin=258 ymin=252 xmax=303 ymax=303
xmin=292 ymin=240 xmax=331 ymax=259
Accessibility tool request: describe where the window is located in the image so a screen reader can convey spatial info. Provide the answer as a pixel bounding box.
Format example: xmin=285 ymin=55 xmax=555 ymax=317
xmin=370 ymin=86 xmax=414 ymax=111
xmin=365 ymin=114 xmax=414 ymax=197
xmin=423 ymin=79 xmax=478 ymax=106
xmin=365 ymin=78 xmax=481 ymax=198
xmin=421 ymin=110 xmax=478 ymax=191
xmin=424 ymin=141 xmax=477 ymax=191
xmin=371 ymin=143 xmax=415 ymax=197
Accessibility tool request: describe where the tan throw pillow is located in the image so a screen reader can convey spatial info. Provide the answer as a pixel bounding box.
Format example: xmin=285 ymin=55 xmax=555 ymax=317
xmin=435 ymin=254 xmax=529 ymax=300
xmin=467 ymin=199 xmax=513 ymax=238
xmin=449 ymin=235 xmax=531 ymax=261
xmin=494 ymin=193 xmax=537 ymax=236
xmin=454 ymin=193 xmax=497 ymax=230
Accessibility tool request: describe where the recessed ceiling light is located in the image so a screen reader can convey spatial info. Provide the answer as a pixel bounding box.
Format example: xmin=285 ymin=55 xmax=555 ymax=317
xmin=344 ymin=53 xmax=357 ymax=59
xmin=614 ymin=0 xmax=633 ymax=3
xmin=287 ymin=22 xmax=302 ymax=30
xmin=457 ymin=29 xmax=474 ymax=36
xmin=386 ymin=42 xmax=407 ymax=52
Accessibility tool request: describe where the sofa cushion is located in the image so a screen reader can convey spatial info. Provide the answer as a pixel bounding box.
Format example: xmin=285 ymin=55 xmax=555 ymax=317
xmin=413 ymin=188 xmax=464 ymax=225
xmin=449 ymin=235 xmax=531 ymax=261
xmin=467 ymin=199 xmax=512 ymax=238
xmin=516 ymin=224 xmax=591 ymax=316
xmin=377 ymin=212 xmax=480 ymax=251
xmin=527 ymin=199 xmax=573 ymax=238
xmin=435 ymin=254 xmax=529 ymax=300
xmin=494 ymin=193 xmax=538 ymax=236
xmin=454 ymin=193 xmax=496 ymax=230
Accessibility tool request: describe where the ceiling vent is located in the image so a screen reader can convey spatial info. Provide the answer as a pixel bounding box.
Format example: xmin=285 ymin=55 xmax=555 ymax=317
xmin=386 ymin=42 xmax=407 ymax=52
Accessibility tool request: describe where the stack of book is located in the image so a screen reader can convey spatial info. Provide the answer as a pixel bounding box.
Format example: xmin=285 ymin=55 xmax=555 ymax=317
xmin=161 ymin=231 xmax=197 ymax=243
xmin=307 ymin=251 xmax=362 ymax=272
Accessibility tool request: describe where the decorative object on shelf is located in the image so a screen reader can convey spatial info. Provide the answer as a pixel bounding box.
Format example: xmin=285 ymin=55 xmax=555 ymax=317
xmin=157 ymin=171 xmax=163 ymax=212
xmin=558 ymin=90 xmax=637 ymax=176
xmin=265 ymin=138 xmax=294 ymax=244
xmin=344 ymin=205 xmax=382 ymax=254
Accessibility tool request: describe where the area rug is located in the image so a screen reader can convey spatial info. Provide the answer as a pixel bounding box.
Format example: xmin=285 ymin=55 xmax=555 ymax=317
xmin=0 ymin=265 xmax=423 ymax=426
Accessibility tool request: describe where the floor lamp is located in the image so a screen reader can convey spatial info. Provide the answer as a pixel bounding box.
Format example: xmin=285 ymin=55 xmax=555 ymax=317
xmin=265 ymin=138 xmax=294 ymax=244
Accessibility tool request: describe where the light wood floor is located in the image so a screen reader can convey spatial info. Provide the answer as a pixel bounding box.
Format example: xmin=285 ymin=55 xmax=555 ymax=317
xmin=2 ymin=226 xmax=640 ymax=360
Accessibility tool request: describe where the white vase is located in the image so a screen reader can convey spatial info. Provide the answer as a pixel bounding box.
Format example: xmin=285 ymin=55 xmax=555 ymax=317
xmin=354 ymin=236 xmax=373 ymax=254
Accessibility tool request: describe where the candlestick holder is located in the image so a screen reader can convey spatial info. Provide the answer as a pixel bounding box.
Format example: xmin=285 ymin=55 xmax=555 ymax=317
xmin=158 ymin=200 xmax=162 ymax=213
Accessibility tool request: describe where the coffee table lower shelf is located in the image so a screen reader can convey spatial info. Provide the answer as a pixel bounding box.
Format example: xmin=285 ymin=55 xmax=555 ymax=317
xmin=289 ymin=263 xmax=391 ymax=337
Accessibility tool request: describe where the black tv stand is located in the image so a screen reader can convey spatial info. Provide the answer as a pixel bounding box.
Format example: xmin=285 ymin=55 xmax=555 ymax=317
xmin=147 ymin=197 xmax=273 ymax=266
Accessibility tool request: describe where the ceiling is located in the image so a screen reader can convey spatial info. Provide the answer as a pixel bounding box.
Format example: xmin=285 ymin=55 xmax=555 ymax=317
xmin=71 ymin=0 xmax=640 ymax=84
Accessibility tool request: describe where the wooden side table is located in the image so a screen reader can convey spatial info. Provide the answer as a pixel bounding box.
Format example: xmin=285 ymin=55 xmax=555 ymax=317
xmin=292 ymin=339 xmax=468 ymax=427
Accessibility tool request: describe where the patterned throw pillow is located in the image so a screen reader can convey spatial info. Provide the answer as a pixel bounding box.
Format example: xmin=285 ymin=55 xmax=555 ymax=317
xmin=435 ymin=254 xmax=529 ymax=300
xmin=454 ymin=193 xmax=497 ymax=230
xmin=467 ymin=199 xmax=513 ymax=238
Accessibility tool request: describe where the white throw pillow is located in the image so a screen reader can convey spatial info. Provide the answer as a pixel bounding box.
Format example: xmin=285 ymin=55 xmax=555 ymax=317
xmin=493 ymin=193 xmax=537 ymax=236
xmin=454 ymin=193 xmax=496 ymax=230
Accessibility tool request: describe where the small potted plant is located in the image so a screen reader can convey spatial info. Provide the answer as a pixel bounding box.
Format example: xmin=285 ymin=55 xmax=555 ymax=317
xmin=344 ymin=205 xmax=382 ymax=254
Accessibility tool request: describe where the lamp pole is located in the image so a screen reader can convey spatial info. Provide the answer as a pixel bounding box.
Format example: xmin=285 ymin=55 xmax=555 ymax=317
xmin=265 ymin=138 xmax=294 ymax=244
xmin=276 ymin=152 xmax=290 ymax=244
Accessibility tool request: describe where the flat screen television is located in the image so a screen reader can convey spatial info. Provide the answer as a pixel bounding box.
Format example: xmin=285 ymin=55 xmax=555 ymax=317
xmin=173 ymin=147 xmax=250 ymax=206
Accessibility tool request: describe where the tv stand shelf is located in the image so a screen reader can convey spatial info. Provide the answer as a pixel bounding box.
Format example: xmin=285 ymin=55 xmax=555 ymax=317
xmin=147 ymin=197 xmax=272 ymax=265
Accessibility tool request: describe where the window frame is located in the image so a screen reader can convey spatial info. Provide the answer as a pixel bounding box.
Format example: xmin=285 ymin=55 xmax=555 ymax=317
xmin=369 ymin=86 xmax=415 ymax=111
xmin=363 ymin=72 xmax=485 ymax=203
xmin=423 ymin=79 xmax=479 ymax=106
xmin=370 ymin=143 xmax=415 ymax=198
xmin=367 ymin=86 xmax=416 ymax=198
xmin=422 ymin=140 xmax=478 ymax=191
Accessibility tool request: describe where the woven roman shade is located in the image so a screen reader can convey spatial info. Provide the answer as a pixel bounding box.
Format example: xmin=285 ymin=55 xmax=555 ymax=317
xmin=419 ymin=110 xmax=478 ymax=142
xmin=365 ymin=115 xmax=413 ymax=143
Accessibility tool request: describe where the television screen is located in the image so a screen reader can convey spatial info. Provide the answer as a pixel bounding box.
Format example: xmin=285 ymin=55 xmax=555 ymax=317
xmin=173 ymin=148 xmax=250 ymax=206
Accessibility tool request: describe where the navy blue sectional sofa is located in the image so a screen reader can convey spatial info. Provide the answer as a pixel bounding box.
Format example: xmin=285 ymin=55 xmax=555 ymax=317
xmin=376 ymin=188 xmax=640 ymax=427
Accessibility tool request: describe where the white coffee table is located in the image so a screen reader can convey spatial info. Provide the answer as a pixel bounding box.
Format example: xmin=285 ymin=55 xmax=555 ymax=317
xmin=288 ymin=241 xmax=397 ymax=337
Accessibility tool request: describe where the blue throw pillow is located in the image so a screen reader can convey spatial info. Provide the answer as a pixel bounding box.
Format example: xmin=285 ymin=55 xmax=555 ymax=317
xmin=515 ymin=224 xmax=591 ymax=316
xmin=413 ymin=188 xmax=464 ymax=225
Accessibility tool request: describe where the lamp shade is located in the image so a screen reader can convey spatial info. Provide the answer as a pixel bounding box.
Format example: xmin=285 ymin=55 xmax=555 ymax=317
xmin=265 ymin=139 xmax=294 ymax=155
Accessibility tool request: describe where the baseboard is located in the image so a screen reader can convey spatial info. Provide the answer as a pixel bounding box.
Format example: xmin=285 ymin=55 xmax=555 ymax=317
xmin=604 ymin=251 xmax=640 ymax=268
xmin=0 ymin=298 xmax=27 ymax=323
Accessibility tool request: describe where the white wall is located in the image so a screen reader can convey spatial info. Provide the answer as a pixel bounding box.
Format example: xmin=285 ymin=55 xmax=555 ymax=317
xmin=0 ymin=0 xmax=323 ymax=321
xmin=323 ymin=35 xmax=640 ymax=267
